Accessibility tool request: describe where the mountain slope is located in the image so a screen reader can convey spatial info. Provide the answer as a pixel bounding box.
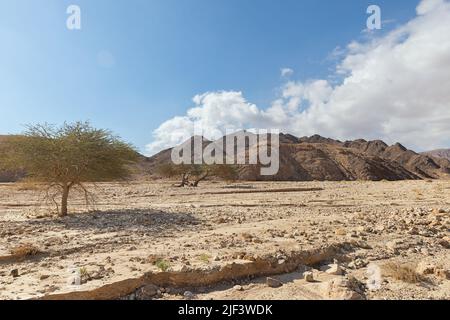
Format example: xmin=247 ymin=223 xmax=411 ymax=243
xmin=342 ymin=140 xmax=450 ymax=179
xmin=145 ymin=133 xmax=450 ymax=181
xmin=422 ymin=149 xmax=450 ymax=161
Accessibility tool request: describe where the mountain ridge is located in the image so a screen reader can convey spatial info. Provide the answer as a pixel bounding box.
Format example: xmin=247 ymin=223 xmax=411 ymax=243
xmin=422 ymin=149 xmax=450 ymax=161
xmin=144 ymin=133 xmax=450 ymax=181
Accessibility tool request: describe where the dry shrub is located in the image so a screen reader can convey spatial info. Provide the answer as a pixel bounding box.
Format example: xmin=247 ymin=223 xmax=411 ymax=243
xmin=382 ymin=262 xmax=423 ymax=284
xmin=10 ymin=244 xmax=41 ymax=259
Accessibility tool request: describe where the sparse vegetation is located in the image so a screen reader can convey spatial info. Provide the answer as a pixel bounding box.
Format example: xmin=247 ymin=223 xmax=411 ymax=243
xmin=10 ymin=244 xmax=40 ymax=259
xmin=1 ymin=122 xmax=138 ymax=216
xmin=198 ymin=253 xmax=212 ymax=264
xmin=382 ymin=262 xmax=424 ymax=284
xmin=154 ymin=259 xmax=171 ymax=272
xmin=157 ymin=163 xmax=238 ymax=187
xmin=79 ymin=267 xmax=90 ymax=282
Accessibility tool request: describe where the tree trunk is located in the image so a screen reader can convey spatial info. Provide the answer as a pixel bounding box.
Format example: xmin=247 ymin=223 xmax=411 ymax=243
xmin=60 ymin=184 xmax=70 ymax=217
xmin=178 ymin=173 xmax=189 ymax=187
xmin=193 ymin=172 xmax=209 ymax=187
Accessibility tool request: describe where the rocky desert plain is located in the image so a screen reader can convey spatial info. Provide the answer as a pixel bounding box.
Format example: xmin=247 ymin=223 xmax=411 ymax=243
xmin=1 ymin=179 xmax=449 ymax=300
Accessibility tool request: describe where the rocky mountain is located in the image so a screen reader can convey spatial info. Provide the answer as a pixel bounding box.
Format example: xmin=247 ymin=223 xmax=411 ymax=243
xmin=422 ymin=149 xmax=450 ymax=161
xmin=145 ymin=133 xmax=450 ymax=181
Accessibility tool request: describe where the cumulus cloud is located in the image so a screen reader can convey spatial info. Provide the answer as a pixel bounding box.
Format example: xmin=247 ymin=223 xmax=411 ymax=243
xmin=146 ymin=91 xmax=263 ymax=154
xmin=146 ymin=0 xmax=450 ymax=155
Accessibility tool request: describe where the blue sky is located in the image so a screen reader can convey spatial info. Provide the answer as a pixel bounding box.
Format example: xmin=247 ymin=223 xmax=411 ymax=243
xmin=0 ymin=0 xmax=443 ymax=153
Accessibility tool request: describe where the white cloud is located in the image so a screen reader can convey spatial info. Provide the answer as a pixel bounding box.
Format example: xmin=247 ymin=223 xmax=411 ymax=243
xmin=280 ymin=68 xmax=294 ymax=78
xmin=146 ymin=0 xmax=450 ymax=155
xmin=146 ymin=91 xmax=263 ymax=154
xmin=417 ymin=0 xmax=444 ymax=14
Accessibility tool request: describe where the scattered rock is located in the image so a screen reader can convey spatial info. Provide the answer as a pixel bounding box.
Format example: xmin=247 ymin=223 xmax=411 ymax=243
xmin=416 ymin=261 xmax=435 ymax=275
xmin=319 ymin=277 xmax=364 ymax=300
xmin=10 ymin=269 xmax=19 ymax=278
xmin=233 ymin=285 xmax=244 ymax=291
xmin=435 ymin=268 xmax=450 ymax=280
xmin=386 ymin=240 xmax=403 ymax=254
xmin=416 ymin=261 xmax=449 ymax=279
xmin=180 ymin=265 xmax=191 ymax=272
xmin=39 ymin=274 xmax=50 ymax=280
xmin=183 ymin=291 xmax=196 ymax=300
xmin=303 ymin=272 xmax=314 ymax=282
xmin=348 ymin=259 xmax=368 ymax=270
xmin=136 ymin=284 xmax=158 ymax=300
xmin=266 ymin=277 xmax=283 ymax=288
xmin=325 ymin=263 xmax=345 ymax=276
xmin=90 ymin=271 xmax=104 ymax=280
xmin=438 ymin=238 xmax=450 ymax=249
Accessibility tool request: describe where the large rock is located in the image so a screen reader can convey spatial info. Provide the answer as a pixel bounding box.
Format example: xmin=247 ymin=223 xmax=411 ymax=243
xmin=266 ymin=277 xmax=283 ymax=288
xmin=136 ymin=284 xmax=158 ymax=300
xmin=303 ymin=272 xmax=315 ymax=282
xmin=323 ymin=263 xmax=345 ymax=276
xmin=319 ymin=277 xmax=364 ymax=300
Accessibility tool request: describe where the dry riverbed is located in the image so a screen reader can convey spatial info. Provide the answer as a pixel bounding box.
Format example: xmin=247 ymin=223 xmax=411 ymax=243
xmin=0 ymin=180 xmax=449 ymax=300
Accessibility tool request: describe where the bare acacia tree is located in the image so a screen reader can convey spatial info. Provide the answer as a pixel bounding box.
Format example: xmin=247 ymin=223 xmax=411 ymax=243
xmin=157 ymin=163 xmax=238 ymax=187
xmin=1 ymin=122 xmax=138 ymax=217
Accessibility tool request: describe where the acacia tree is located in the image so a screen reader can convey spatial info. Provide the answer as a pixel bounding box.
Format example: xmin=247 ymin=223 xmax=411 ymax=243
xmin=2 ymin=122 xmax=138 ymax=216
xmin=157 ymin=163 xmax=238 ymax=187
xmin=157 ymin=164 xmax=192 ymax=187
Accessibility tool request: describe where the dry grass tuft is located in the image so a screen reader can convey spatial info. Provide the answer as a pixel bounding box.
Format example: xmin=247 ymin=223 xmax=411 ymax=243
xmin=10 ymin=244 xmax=41 ymax=259
xmin=382 ymin=262 xmax=423 ymax=284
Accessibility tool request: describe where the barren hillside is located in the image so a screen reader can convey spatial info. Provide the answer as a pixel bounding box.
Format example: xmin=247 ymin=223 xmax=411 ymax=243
xmin=145 ymin=134 xmax=450 ymax=181
xmin=422 ymin=149 xmax=450 ymax=161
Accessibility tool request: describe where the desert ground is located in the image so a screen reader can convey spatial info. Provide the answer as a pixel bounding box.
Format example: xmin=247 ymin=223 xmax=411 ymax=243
xmin=0 ymin=180 xmax=449 ymax=300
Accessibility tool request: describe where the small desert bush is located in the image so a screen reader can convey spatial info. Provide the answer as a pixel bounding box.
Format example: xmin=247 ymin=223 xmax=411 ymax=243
xmin=79 ymin=267 xmax=91 ymax=283
xmin=382 ymin=262 xmax=423 ymax=284
xmin=154 ymin=259 xmax=171 ymax=272
xmin=198 ymin=253 xmax=211 ymax=264
xmin=10 ymin=244 xmax=40 ymax=258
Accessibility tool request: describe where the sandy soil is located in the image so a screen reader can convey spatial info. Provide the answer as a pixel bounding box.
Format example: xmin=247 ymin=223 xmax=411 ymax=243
xmin=0 ymin=180 xmax=449 ymax=300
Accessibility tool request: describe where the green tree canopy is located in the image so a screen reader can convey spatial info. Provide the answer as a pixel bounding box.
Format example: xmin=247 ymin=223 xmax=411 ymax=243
xmin=1 ymin=122 xmax=139 ymax=216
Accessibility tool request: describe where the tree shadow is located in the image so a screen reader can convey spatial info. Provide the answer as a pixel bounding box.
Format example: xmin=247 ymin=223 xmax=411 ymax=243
xmin=5 ymin=209 xmax=202 ymax=236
